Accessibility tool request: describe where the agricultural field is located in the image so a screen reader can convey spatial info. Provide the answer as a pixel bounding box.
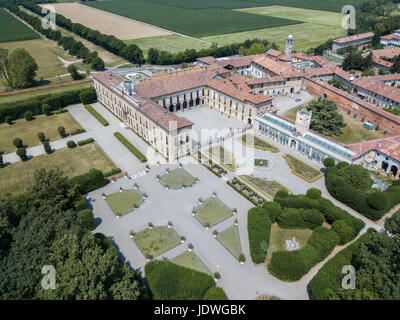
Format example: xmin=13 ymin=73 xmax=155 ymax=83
xmin=0 ymin=112 xmax=84 ymax=154
xmin=0 ymin=8 xmax=39 ymax=43
xmin=0 ymin=143 xmax=117 ymax=196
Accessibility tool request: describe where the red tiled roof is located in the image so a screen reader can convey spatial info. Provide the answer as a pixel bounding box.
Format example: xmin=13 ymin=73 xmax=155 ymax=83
xmin=353 ymin=77 xmax=400 ymax=104
xmin=216 ymin=56 xmax=253 ymax=68
xmin=304 ymin=67 xmax=333 ymax=77
xmin=245 ymin=75 xmax=285 ymax=86
xmin=251 ymin=55 xmax=303 ymax=78
xmin=347 ymin=135 xmax=400 ymax=161
xmin=367 ymin=74 xmax=400 ymax=82
xmin=197 ymin=56 xmax=218 ymax=65
xmin=334 ymin=67 xmax=352 ymax=81
xmin=372 ymin=58 xmax=393 ymax=68
xmin=369 ymin=47 xmax=400 ymax=60
xmin=311 ymin=56 xmax=336 ymax=72
xmin=333 ymin=32 xmax=374 ymax=44
xmin=381 ymin=34 xmax=400 ymax=41
xmin=293 ymin=52 xmax=313 ymax=61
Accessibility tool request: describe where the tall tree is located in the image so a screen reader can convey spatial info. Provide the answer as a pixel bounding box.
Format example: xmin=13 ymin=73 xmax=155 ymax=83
xmin=0 ymin=48 xmax=10 ymax=87
xmin=8 ymin=48 xmax=38 ymax=89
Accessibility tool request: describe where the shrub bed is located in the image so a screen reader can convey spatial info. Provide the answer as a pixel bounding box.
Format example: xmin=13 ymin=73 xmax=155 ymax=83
xmin=227 ymin=177 xmax=264 ymax=206
xmin=248 ymin=207 xmax=271 ymax=264
xmin=69 ymin=168 xmax=106 ymax=194
xmin=284 ymin=154 xmax=323 ymax=182
xmin=114 ymin=132 xmax=147 ymax=162
xmin=77 ymin=138 xmax=95 ymax=146
xmin=84 ymin=104 xmax=109 ymax=126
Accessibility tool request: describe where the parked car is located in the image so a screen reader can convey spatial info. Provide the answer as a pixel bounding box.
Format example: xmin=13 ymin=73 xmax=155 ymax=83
xmin=295 ymin=98 xmax=301 ymax=102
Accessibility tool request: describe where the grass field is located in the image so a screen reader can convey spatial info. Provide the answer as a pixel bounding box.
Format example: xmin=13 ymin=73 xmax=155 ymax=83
xmin=105 ymin=189 xmax=144 ymax=215
xmin=265 ymin=223 xmax=313 ymax=263
xmin=133 ymin=226 xmax=181 ymax=258
xmin=0 ymin=143 xmax=116 ymax=196
xmin=171 ymin=251 xmax=211 ymax=275
xmin=284 ymin=106 xmax=387 ymax=144
xmin=0 ymin=81 xmax=91 ymax=104
xmin=0 ymin=9 xmax=39 ymax=43
xmin=0 ymin=112 xmax=83 ymax=154
xmin=217 ymin=224 xmax=242 ymax=260
xmin=195 ymin=197 xmax=233 ymax=227
xmin=159 ymin=168 xmax=196 ymax=189
xmin=85 ymin=0 xmax=301 ymax=38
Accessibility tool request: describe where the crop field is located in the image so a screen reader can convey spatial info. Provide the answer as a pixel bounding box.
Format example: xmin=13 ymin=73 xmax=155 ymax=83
xmin=0 ymin=9 xmax=39 ymax=43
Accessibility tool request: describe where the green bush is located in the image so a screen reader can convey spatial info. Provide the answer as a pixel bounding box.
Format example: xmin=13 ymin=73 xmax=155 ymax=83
xmin=0 ymin=154 xmax=4 ymax=168
xmin=84 ymin=104 xmax=109 ymax=126
xmin=274 ymin=189 xmax=289 ymax=199
xmin=79 ymin=87 xmax=97 ymax=105
xmin=16 ymin=147 xmax=28 ymax=161
xmin=262 ymin=201 xmax=282 ymax=222
xmin=144 ymin=260 xmax=214 ymax=300
xmin=114 ymin=132 xmax=147 ymax=163
xmin=24 ymin=111 xmax=34 ymax=121
xmin=67 ymin=140 xmax=77 ymax=148
xmin=13 ymin=138 xmax=23 ymax=148
xmin=58 ymin=126 xmax=66 ymax=138
xmin=104 ymin=168 xmax=122 ymax=177
xmin=307 ymin=227 xmax=340 ymax=261
xmin=203 ymin=287 xmax=228 ymax=300
xmin=247 ymin=207 xmax=271 ymax=264
xmin=278 ymin=208 xmax=305 ymax=229
xmin=78 ymin=209 xmax=94 ymax=231
xmin=77 ymin=138 xmax=95 ymax=146
xmin=42 ymin=104 xmax=52 ymax=116
xmin=70 ymin=128 xmax=86 ymax=136
xmin=367 ymin=191 xmax=388 ymax=211
xmin=69 ymin=168 xmax=106 ymax=194
xmin=336 ymin=161 xmax=349 ymax=170
xmin=5 ymin=116 xmax=12 ymax=124
xmin=302 ymin=209 xmax=324 ymax=229
xmin=323 ymin=157 xmax=335 ymax=167
xmin=306 ymin=188 xmax=322 ymax=200
xmin=331 ymin=220 xmax=355 ymax=245
xmin=37 ymin=132 xmax=45 ymax=142
xmin=43 ymin=141 xmax=51 ymax=154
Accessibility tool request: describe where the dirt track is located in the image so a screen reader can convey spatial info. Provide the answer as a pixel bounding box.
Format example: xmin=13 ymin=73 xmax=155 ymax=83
xmin=41 ymin=3 xmax=171 ymax=40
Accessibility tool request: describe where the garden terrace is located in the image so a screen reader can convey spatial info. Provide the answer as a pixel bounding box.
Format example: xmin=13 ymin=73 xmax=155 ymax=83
xmin=283 ymin=154 xmax=323 ymax=182
xmin=171 ymin=251 xmax=211 ymax=275
xmin=159 ymin=168 xmax=197 ymax=189
xmin=195 ymin=197 xmax=233 ymax=227
xmin=240 ymin=175 xmax=290 ymax=200
xmin=227 ymin=177 xmax=265 ymax=206
xmin=239 ymin=133 xmax=279 ymax=152
xmin=133 ymin=226 xmax=181 ymax=259
xmin=216 ymin=224 xmax=242 ymax=261
xmin=208 ymin=145 xmax=236 ymax=171
xmin=105 ymin=189 xmax=145 ymax=216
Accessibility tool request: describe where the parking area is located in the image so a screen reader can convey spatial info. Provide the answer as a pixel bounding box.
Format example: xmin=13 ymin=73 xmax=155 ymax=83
xmin=273 ymin=91 xmax=314 ymax=116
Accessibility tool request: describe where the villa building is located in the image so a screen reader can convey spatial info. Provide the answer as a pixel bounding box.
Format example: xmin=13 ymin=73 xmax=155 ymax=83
xmin=380 ymin=30 xmax=400 ymax=47
xmin=331 ymin=32 xmax=374 ymax=53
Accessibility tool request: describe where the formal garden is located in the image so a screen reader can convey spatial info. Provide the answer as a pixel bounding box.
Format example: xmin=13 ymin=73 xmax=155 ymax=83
xmin=216 ymin=224 xmax=243 ymax=261
xmin=240 ymin=175 xmax=290 ymax=200
xmin=238 ymin=133 xmax=279 ymax=153
xmin=132 ymin=225 xmax=181 ymax=260
xmin=158 ymin=167 xmax=197 ymax=189
xmin=284 ymin=154 xmax=323 ymax=182
xmin=104 ymin=187 xmax=146 ymax=216
xmin=208 ymin=145 xmax=236 ymax=171
xmin=194 ymin=196 xmax=234 ymax=227
xmin=247 ymin=188 xmax=365 ymax=281
xmin=227 ymin=177 xmax=265 ymax=206
xmin=171 ymin=251 xmax=211 ymax=275
xmin=254 ymin=159 xmax=269 ymax=168
xmin=324 ymin=158 xmax=400 ymax=220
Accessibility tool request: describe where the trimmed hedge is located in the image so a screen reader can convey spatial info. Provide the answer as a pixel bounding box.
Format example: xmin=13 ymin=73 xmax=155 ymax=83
xmin=70 ymin=128 xmax=86 ymax=136
xmin=77 ymin=138 xmax=95 ymax=146
xmin=114 ymin=132 xmax=147 ymax=163
xmin=268 ymin=227 xmax=340 ymax=281
xmin=84 ymin=104 xmax=109 ymax=126
xmin=0 ymin=87 xmax=93 ymax=123
xmin=144 ymin=260 xmax=214 ymax=300
xmin=248 ymin=207 xmax=271 ymax=264
xmin=69 ymin=168 xmax=106 ymax=194
xmin=203 ymin=287 xmax=228 ymax=300
xmin=261 ymin=201 xmax=282 ymax=222
xmin=104 ymin=168 xmax=122 ymax=178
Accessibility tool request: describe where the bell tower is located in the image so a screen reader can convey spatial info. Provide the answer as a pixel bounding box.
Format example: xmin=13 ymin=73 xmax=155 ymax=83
xmin=286 ymin=34 xmax=294 ymax=59
xmin=295 ymin=108 xmax=312 ymax=136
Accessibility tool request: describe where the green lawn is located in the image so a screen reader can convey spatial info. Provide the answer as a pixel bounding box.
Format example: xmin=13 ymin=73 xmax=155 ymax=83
xmin=171 ymin=251 xmax=211 ymax=275
xmin=240 ymin=175 xmax=290 ymax=200
xmin=0 ymin=142 xmax=117 ymax=196
xmin=133 ymin=226 xmax=181 ymax=258
xmin=0 ymin=8 xmax=40 ymax=43
xmin=265 ymin=223 xmax=313 ymax=264
xmin=254 ymin=159 xmax=269 ymax=167
xmin=217 ymin=224 xmax=242 ymax=260
xmin=195 ymin=197 xmax=233 ymax=227
xmin=284 ymin=154 xmax=323 ymax=182
xmin=239 ymin=133 xmax=279 ymax=152
xmin=105 ymin=189 xmax=144 ymax=216
xmin=208 ymin=145 xmax=236 ymax=171
xmin=159 ymin=168 xmax=196 ymax=189
xmin=0 ymin=112 xmax=84 ymax=154
xmin=0 ymin=81 xmax=91 ymax=104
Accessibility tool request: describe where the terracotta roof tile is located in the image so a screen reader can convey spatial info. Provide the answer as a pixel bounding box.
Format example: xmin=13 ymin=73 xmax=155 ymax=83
xmin=251 ymin=56 xmax=303 ymax=78
xmin=347 ymin=135 xmax=400 ymax=161
xmin=333 ymin=32 xmax=374 ymax=44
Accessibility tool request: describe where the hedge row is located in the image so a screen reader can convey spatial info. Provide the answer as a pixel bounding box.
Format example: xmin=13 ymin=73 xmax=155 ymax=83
xmin=144 ymin=260 xmax=215 ymax=300
xmin=277 ymin=207 xmax=324 ymax=230
xmin=227 ymin=181 xmax=259 ymax=206
xmin=69 ymin=168 xmax=106 ymax=194
xmin=248 ymin=207 xmax=271 ymax=264
xmin=84 ymin=104 xmax=109 ymax=126
xmin=104 ymin=168 xmax=122 ymax=178
xmin=268 ymin=227 xmax=340 ymax=281
xmin=0 ymin=87 xmax=96 ymax=123
xmin=308 ymin=230 xmax=373 ymax=300
xmin=77 ymin=138 xmax=95 ymax=146
xmin=114 ymin=132 xmax=147 ymax=163
xmin=325 ymin=160 xmax=400 ymax=220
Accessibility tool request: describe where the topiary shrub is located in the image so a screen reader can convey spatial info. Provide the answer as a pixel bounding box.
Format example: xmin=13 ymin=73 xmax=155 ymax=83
xmin=262 ymin=201 xmax=282 ymax=222
xmin=5 ymin=116 xmax=12 ymax=125
xmin=67 ymin=140 xmax=77 ymax=148
xmin=302 ymin=209 xmax=324 ymax=229
xmin=367 ymin=191 xmax=388 ymax=211
xmin=58 ymin=126 xmax=66 ymax=138
xmin=307 ymin=227 xmax=340 ymax=261
xmin=13 ymin=138 xmax=23 ymax=148
xmin=306 ymin=188 xmax=322 ymax=200
xmin=277 ymin=208 xmax=305 ymax=229
xmin=43 ymin=141 xmax=51 ymax=154
xmin=331 ymin=220 xmax=355 ymax=245
xmin=78 ymin=209 xmax=94 ymax=231
xmin=274 ymin=189 xmax=289 ymax=200
xmin=144 ymin=260 xmax=214 ymax=300
xmin=203 ymin=287 xmax=228 ymax=300
xmin=42 ymin=104 xmax=52 ymax=116
xmin=247 ymin=207 xmax=271 ymax=264
xmin=0 ymin=154 xmax=4 ymax=168
xmin=323 ymin=157 xmax=335 ymax=168
xmin=336 ymin=161 xmax=349 ymax=170
xmin=24 ymin=111 xmax=34 ymax=121
xmin=16 ymin=147 xmax=28 ymax=161
xmin=37 ymin=132 xmax=45 ymax=142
